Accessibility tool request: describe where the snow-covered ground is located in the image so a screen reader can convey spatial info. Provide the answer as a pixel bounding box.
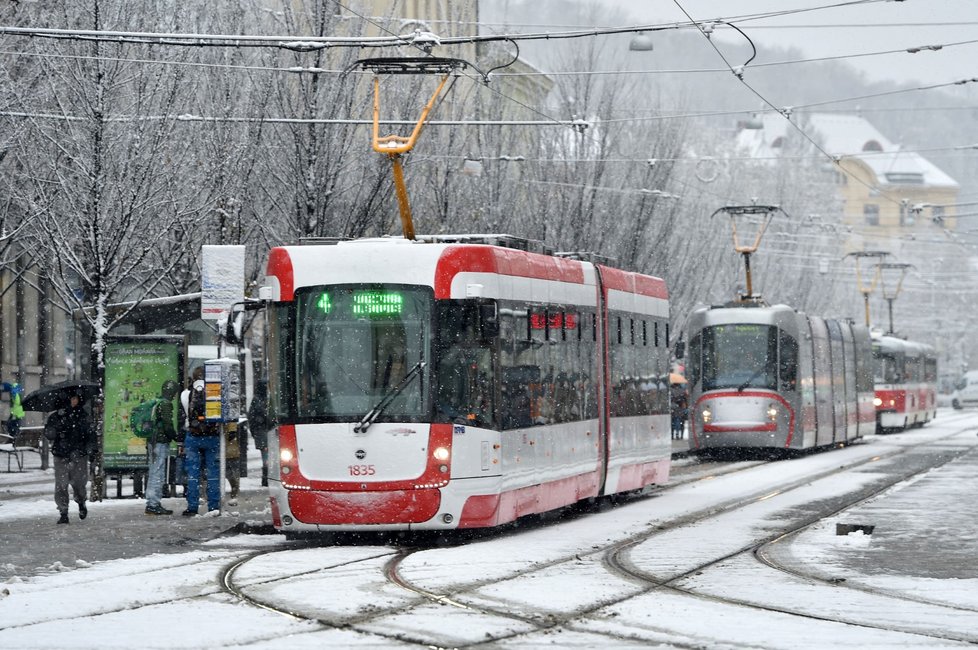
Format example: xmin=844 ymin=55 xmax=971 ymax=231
xmin=1 ymin=411 xmax=976 ymax=648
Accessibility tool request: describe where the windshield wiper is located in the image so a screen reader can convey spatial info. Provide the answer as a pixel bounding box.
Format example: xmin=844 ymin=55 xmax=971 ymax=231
xmin=736 ymin=366 xmax=767 ymax=392
xmin=354 ymin=360 xmax=425 ymax=433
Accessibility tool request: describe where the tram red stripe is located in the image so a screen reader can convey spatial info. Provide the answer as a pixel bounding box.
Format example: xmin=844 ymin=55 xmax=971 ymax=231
xmin=596 ymin=265 xmax=668 ymax=299
xmin=614 ymin=458 xmax=670 ymax=492
xmin=289 ymin=489 xmax=442 ymax=525
xmin=458 ymin=470 xmax=601 ymax=528
xmin=267 ymin=247 xmax=295 ymax=301
xmin=703 ymin=423 xmax=778 ymax=433
xmin=434 ymin=245 xmax=586 ymax=299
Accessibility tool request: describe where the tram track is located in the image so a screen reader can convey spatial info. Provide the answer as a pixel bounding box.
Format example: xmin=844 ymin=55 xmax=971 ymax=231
xmin=754 ymin=447 xmax=978 ymax=616
xmin=216 ymin=450 xmax=797 ymax=646
xmin=604 ymin=432 xmax=978 ymax=644
xmin=220 ymin=425 xmax=976 ymax=647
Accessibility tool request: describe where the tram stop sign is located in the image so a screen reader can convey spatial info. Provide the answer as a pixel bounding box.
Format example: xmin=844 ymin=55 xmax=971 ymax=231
xmin=204 ymin=358 xmax=240 ymax=423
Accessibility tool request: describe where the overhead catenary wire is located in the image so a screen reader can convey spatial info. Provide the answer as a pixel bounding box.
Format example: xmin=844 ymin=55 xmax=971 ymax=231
xmin=2 ymin=1 xmax=972 ymax=248
xmin=0 ymin=8 xmax=973 ymax=145
xmin=0 ymin=0 xmax=893 ymax=50
xmin=5 ymin=35 xmax=978 ymax=81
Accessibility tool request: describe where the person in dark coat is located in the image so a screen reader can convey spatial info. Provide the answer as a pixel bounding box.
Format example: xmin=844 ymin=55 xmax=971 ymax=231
xmin=247 ymin=379 xmax=270 ymax=487
xmin=45 ymin=389 xmax=97 ymax=524
xmin=670 ymin=384 xmax=689 ymax=440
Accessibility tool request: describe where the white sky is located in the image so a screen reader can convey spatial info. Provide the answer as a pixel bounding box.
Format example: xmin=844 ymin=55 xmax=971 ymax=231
xmin=601 ymin=0 xmax=978 ymax=86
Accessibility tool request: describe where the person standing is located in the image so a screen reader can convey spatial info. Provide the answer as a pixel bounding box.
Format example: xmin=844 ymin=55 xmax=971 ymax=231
xmin=670 ymin=383 xmax=689 ymax=440
xmin=248 ymin=379 xmax=270 ymax=487
xmin=224 ymin=420 xmax=240 ymax=506
xmin=144 ymin=380 xmax=180 ymax=515
xmin=46 ymin=389 xmax=97 ymax=524
xmin=182 ymin=367 xmax=220 ymax=515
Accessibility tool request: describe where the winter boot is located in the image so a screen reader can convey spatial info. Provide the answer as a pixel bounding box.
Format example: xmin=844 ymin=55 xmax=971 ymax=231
xmin=57 ymin=512 xmax=69 ymax=524
xmin=78 ymin=501 xmax=87 ymax=520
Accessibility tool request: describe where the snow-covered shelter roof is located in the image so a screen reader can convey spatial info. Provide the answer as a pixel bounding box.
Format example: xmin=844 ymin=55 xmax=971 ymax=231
xmin=735 ymin=112 xmax=958 ymax=189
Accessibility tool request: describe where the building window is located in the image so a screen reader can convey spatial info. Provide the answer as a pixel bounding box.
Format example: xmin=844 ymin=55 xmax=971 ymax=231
xmin=900 ymin=202 xmax=916 ymax=227
xmin=864 ymin=204 xmax=880 ymax=226
xmin=932 ymin=205 xmax=945 ymax=224
xmin=862 ymin=140 xmax=883 ymax=152
xmin=885 ymin=172 xmax=924 ymax=185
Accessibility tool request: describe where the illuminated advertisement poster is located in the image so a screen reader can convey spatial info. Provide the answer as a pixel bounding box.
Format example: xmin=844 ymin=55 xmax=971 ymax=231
xmin=102 ymin=336 xmax=184 ymax=470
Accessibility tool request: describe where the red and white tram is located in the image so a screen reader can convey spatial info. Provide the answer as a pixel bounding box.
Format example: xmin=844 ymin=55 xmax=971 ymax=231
xmin=260 ymin=235 xmax=671 ymax=534
xmin=872 ymin=333 xmax=937 ymax=432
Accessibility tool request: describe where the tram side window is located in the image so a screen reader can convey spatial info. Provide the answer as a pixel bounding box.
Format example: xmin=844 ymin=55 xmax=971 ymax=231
xmin=873 ymin=351 xmax=901 ymax=384
xmin=687 ymin=333 xmax=701 ymax=388
xmin=266 ymin=303 xmax=293 ymax=422
xmin=906 ymin=355 xmax=922 ymax=382
xmin=434 ymin=302 xmax=494 ymax=428
xmin=609 ymin=311 xmax=663 ymax=417
xmin=499 ymin=307 xmax=532 ymax=429
xmin=778 ymin=331 xmax=798 ymax=391
xmin=498 ymin=303 xmax=596 ymax=428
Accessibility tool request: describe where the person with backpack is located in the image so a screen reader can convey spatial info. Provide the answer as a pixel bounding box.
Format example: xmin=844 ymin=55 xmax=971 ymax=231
xmin=182 ymin=367 xmax=221 ymax=516
xmin=143 ymin=379 xmax=180 ymax=515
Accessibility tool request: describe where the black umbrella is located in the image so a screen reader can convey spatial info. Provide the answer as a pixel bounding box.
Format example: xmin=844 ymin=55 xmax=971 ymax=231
xmin=21 ymin=380 xmax=100 ymax=412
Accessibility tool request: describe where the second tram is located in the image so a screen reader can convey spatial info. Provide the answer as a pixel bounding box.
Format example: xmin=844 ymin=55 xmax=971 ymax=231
xmin=686 ymin=303 xmax=875 ymax=453
xmin=872 ymin=333 xmax=937 ymax=432
xmin=260 ymin=235 xmax=672 ymax=534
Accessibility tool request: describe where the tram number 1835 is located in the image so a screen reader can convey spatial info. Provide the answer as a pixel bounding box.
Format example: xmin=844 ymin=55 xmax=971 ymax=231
xmin=348 ymin=465 xmax=377 ymax=476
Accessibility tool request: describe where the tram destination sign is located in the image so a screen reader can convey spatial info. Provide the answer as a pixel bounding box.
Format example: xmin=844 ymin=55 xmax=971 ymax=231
xmin=316 ymin=290 xmax=405 ymax=317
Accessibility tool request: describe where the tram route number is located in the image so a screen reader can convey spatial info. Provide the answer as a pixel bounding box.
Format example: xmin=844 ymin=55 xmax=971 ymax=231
xmin=348 ymin=464 xmax=376 ymax=476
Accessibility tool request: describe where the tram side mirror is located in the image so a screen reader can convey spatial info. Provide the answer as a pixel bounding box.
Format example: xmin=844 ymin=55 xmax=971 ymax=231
xmin=478 ymin=302 xmax=499 ymax=341
xmin=223 ymin=311 xmax=245 ymax=346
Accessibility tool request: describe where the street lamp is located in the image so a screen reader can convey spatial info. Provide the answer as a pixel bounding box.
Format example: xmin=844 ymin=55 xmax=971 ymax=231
xmin=711 ymin=204 xmax=785 ymax=303
xmin=628 ymin=32 xmax=655 ymax=52
xmin=845 ymin=250 xmax=889 ymax=327
xmin=878 ymin=262 xmax=914 ymax=335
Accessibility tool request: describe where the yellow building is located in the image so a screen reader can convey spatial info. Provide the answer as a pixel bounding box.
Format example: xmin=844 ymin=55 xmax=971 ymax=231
xmin=736 ymin=112 xmax=959 ymax=252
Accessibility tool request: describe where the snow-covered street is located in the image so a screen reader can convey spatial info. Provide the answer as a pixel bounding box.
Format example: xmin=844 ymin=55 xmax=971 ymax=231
xmin=2 ymin=411 xmax=976 ymax=648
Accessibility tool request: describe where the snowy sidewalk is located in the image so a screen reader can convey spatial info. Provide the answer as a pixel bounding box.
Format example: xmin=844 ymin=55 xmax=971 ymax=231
xmin=1 ymin=448 xmax=273 ymax=579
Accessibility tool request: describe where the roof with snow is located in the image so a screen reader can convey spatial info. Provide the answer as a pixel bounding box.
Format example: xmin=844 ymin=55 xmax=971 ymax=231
xmin=735 ymin=112 xmax=958 ymax=189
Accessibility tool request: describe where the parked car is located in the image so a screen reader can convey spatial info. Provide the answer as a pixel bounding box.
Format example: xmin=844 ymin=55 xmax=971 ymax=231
xmin=950 ymin=371 xmax=978 ymax=409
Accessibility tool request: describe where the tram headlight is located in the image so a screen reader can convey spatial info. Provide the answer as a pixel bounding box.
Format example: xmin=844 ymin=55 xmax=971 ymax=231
xmin=280 ymin=448 xmax=294 ymax=463
xmin=433 ymin=446 xmax=450 ymax=461
xmin=873 ymin=397 xmax=883 ymax=407
xmin=700 ymin=407 xmax=712 ymax=424
xmin=767 ymin=404 xmax=779 ymax=422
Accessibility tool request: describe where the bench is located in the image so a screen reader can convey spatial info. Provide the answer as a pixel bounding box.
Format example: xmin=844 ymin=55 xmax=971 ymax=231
xmin=0 ymin=427 xmax=43 ymax=472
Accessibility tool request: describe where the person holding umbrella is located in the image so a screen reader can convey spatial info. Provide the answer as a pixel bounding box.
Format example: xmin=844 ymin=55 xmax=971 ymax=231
xmin=45 ymin=388 xmax=97 ymax=524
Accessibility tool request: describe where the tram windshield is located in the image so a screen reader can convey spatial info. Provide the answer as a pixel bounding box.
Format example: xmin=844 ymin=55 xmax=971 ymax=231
xmin=873 ymin=347 xmax=903 ymax=384
xmin=293 ymin=285 xmax=431 ymax=421
xmin=700 ymin=323 xmax=778 ymax=391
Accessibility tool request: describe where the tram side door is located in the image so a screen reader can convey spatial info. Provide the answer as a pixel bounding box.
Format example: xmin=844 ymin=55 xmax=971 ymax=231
xmin=809 ymin=317 xmax=835 ymax=447
xmin=593 ymin=268 xmax=611 ymax=494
